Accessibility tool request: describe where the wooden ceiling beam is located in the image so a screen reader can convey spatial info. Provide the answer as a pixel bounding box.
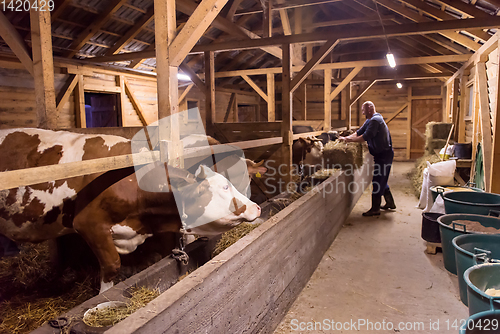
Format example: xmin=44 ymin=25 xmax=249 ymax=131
xmin=215 ymin=54 xmax=469 ymax=78
xmin=170 ymin=0 xmax=230 ymax=67
xmin=226 ymin=0 xmax=245 ymax=21
xmin=88 ymin=17 xmax=495 ymax=63
xmin=433 ymin=0 xmax=492 ymax=19
xmin=396 ymin=0 xmax=490 ymax=42
xmin=234 ymin=0 xmax=342 ymax=16
xmin=105 ymin=6 xmax=154 ymax=56
xmin=65 ymin=0 xmax=127 ymax=58
xmin=0 ymin=12 xmax=33 ymax=76
xmin=373 ymin=0 xmax=482 ymax=51
xmin=310 ymin=15 xmax=395 ymax=29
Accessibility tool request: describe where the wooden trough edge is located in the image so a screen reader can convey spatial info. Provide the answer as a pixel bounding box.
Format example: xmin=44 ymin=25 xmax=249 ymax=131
xmin=101 ymin=154 xmax=374 ymax=334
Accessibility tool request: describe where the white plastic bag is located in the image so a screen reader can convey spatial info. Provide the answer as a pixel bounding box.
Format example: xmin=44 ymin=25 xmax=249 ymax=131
xmin=424 ymin=160 xmax=456 ymax=212
xmin=418 ymin=167 xmax=429 ymax=209
xmin=429 ymin=193 xmax=446 ymax=214
xmin=439 ymin=145 xmax=455 ymax=160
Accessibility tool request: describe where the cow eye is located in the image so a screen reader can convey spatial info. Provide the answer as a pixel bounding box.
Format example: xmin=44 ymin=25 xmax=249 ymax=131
xmin=223 ymin=185 xmax=229 ymax=190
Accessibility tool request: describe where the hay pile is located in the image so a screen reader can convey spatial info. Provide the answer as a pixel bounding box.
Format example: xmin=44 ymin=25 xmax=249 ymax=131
xmin=213 ymin=223 xmax=262 ymax=256
xmin=425 ymin=122 xmax=453 ymax=154
xmin=83 ymin=287 xmax=160 ymax=328
xmin=0 ymin=242 xmax=97 ymax=333
xmin=323 ymin=140 xmax=364 ymax=169
xmin=408 ymin=153 xmax=441 ymax=197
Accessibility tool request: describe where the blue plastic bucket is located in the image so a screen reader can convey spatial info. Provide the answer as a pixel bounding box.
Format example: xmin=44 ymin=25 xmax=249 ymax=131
xmin=464 ymin=263 xmax=500 ymax=316
xmin=453 ymin=234 xmax=500 ymax=306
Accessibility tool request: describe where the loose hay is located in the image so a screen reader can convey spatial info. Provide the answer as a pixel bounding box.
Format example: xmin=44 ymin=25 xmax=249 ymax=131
xmin=213 ymin=223 xmax=261 ymax=256
xmin=0 ymin=242 xmax=98 ymax=333
xmin=323 ymin=140 xmax=364 ymax=169
xmin=83 ymin=287 xmax=160 ymax=328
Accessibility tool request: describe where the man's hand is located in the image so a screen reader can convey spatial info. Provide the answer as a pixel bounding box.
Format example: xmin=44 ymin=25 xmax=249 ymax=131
xmin=339 ymin=136 xmax=348 ymax=143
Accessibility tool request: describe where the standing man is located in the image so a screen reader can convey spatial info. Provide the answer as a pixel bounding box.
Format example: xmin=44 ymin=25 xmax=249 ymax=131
xmin=339 ymin=101 xmax=396 ymax=216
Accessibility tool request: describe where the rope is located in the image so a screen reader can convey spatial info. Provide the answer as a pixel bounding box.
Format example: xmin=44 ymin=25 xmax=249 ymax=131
xmin=171 ymin=248 xmax=189 ymax=265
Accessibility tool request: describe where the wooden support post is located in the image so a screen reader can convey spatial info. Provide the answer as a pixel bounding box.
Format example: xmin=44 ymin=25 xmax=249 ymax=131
xmin=118 ymin=75 xmax=127 ymax=126
xmin=267 ymin=73 xmax=275 ymax=122
xmin=324 ymin=68 xmax=332 ymax=131
xmin=282 ymin=43 xmax=293 ymax=186
xmin=491 ymin=41 xmax=500 ymax=194
xmin=233 ymin=94 xmax=239 ymax=122
xmin=298 ymin=83 xmax=307 ymax=120
xmin=459 ymin=75 xmax=467 ymax=142
xmin=75 ymin=74 xmax=86 ymax=128
xmin=31 ymin=4 xmax=57 ymax=129
xmin=478 ymin=62 xmax=493 ymax=192
xmin=406 ymin=86 xmax=412 ymax=160
xmin=263 ymin=0 xmax=272 ymax=38
xmin=451 ymin=78 xmax=459 ymax=140
xmin=155 ymin=0 xmax=181 ymax=166
xmin=341 ymin=83 xmax=351 ymax=129
xmin=205 ymin=51 xmax=216 ymax=135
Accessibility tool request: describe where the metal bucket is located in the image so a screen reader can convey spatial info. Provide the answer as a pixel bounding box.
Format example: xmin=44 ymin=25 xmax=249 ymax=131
xmin=443 ymin=192 xmax=500 ymax=215
xmin=453 ymin=234 xmax=500 ymax=306
xmin=464 ymin=263 xmax=500 ymax=316
xmin=421 ymin=212 xmax=444 ymax=243
xmin=437 ymin=214 xmax=500 ymax=274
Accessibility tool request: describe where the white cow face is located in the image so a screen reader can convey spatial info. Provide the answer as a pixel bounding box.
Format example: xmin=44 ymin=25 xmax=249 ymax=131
xmin=178 ymin=166 xmax=261 ymax=235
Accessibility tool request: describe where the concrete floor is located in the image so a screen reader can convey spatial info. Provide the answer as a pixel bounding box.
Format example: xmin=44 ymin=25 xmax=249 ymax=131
xmin=274 ymin=162 xmax=469 ymax=334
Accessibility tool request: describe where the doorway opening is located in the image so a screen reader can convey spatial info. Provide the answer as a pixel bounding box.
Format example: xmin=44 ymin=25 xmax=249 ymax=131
xmin=84 ymin=92 xmax=121 ymax=128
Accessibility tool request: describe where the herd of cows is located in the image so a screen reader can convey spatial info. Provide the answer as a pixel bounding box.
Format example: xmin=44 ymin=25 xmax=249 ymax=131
xmin=0 ymin=126 xmax=344 ymax=293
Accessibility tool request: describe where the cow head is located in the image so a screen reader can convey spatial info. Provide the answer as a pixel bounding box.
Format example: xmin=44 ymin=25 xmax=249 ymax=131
xmin=293 ymin=137 xmax=323 ymax=168
xmin=172 ymin=165 xmax=261 ymax=235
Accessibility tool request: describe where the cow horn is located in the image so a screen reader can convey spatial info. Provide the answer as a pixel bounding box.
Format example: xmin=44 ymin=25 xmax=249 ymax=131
xmin=196 ymin=165 xmax=208 ymax=180
xmin=254 ymin=160 xmax=264 ymax=167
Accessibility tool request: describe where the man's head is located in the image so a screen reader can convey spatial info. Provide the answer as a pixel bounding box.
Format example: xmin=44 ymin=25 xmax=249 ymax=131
xmin=362 ymin=101 xmax=376 ymax=119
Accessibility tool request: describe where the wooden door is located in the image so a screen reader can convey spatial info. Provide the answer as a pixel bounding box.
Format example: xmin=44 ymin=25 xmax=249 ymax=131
xmin=87 ymin=94 xmax=119 ymax=128
xmin=410 ymin=99 xmax=442 ymax=159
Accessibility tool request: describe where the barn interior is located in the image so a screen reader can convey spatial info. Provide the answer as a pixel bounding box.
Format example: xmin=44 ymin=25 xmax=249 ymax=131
xmin=1 ymin=0 xmax=500 ymax=333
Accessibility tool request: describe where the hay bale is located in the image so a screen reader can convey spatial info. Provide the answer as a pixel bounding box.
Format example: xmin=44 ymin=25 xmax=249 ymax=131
xmin=323 ymin=140 xmax=364 ymax=169
xmin=426 ymin=122 xmax=453 ymax=140
xmin=425 ymin=139 xmax=449 ymax=155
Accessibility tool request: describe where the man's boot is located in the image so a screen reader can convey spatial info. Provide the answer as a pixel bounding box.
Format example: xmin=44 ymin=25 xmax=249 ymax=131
xmin=363 ymin=195 xmax=381 ymax=216
xmin=381 ymin=188 xmax=396 ymax=210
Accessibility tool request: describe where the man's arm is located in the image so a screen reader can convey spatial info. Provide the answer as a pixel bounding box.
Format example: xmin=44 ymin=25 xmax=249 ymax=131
xmin=339 ymin=133 xmax=365 ymax=143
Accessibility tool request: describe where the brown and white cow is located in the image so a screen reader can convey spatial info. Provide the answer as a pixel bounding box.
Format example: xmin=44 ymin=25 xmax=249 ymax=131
xmin=0 ymin=129 xmax=261 ymax=292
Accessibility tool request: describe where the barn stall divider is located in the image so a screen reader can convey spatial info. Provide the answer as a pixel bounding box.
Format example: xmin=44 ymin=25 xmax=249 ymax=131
xmin=30 ymin=152 xmax=373 ymax=334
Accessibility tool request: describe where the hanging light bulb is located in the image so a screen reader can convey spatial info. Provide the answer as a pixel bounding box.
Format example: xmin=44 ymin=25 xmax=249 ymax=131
xmin=396 ymin=82 xmax=403 ymax=89
xmin=386 ymin=53 xmax=396 ymax=68
xmin=177 ymin=73 xmax=192 ymax=81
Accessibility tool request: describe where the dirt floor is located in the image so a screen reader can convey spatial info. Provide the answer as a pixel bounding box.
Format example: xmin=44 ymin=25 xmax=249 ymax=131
xmin=274 ymin=162 xmax=469 ymax=334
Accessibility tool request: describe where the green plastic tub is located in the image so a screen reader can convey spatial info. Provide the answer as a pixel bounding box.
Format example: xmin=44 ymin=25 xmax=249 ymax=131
xmin=430 ymin=186 xmax=483 ymax=204
xmin=437 ymin=214 xmax=500 ymax=274
xmin=443 ymin=192 xmax=500 ymax=215
xmin=453 ymin=234 xmax=500 ymax=306
xmin=464 ymin=263 xmax=500 ymax=316
xmin=459 ymin=309 xmax=500 ymax=333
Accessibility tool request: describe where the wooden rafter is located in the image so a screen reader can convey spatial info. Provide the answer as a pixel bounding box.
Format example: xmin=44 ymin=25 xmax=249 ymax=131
xmin=350 ymin=80 xmax=376 ymax=106
xmin=234 ymin=0 xmax=342 ymax=16
xmin=105 ymin=6 xmax=154 ymax=56
xmin=241 ymin=75 xmax=268 ymax=102
xmin=227 ymin=0 xmax=245 ymax=21
xmin=330 ymin=66 xmax=362 ymax=100
xmin=66 ymin=0 xmax=128 ymax=58
xmin=179 ymin=63 xmax=206 ymax=93
xmin=170 ymin=0 xmax=230 ymax=67
xmin=385 ymin=103 xmax=408 ymax=124
xmin=0 ymin=12 xmax=33 ymax=76
xmin=290 ymin=39 xmax=340 ymax=92
xmin=396 ymin=0 xmax=490 ymax=42
xmin=374 ymin=0 xmax=482 ymax=51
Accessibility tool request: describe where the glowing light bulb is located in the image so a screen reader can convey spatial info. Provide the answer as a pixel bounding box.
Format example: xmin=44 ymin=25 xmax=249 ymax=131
xmin=396 ymin=82 xmax=403 ymax=89
xmin=177 ymin=73 xmax=192 ymax=81
xmin=386 ymin=53 xmax=396 ymax=68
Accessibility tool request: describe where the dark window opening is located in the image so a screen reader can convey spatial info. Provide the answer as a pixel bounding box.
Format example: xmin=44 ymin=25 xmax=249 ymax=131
xmin=187 ymin=100 xmax=199 ymax=120
xmin=84 ymin=92 xmax=121 ymax=128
